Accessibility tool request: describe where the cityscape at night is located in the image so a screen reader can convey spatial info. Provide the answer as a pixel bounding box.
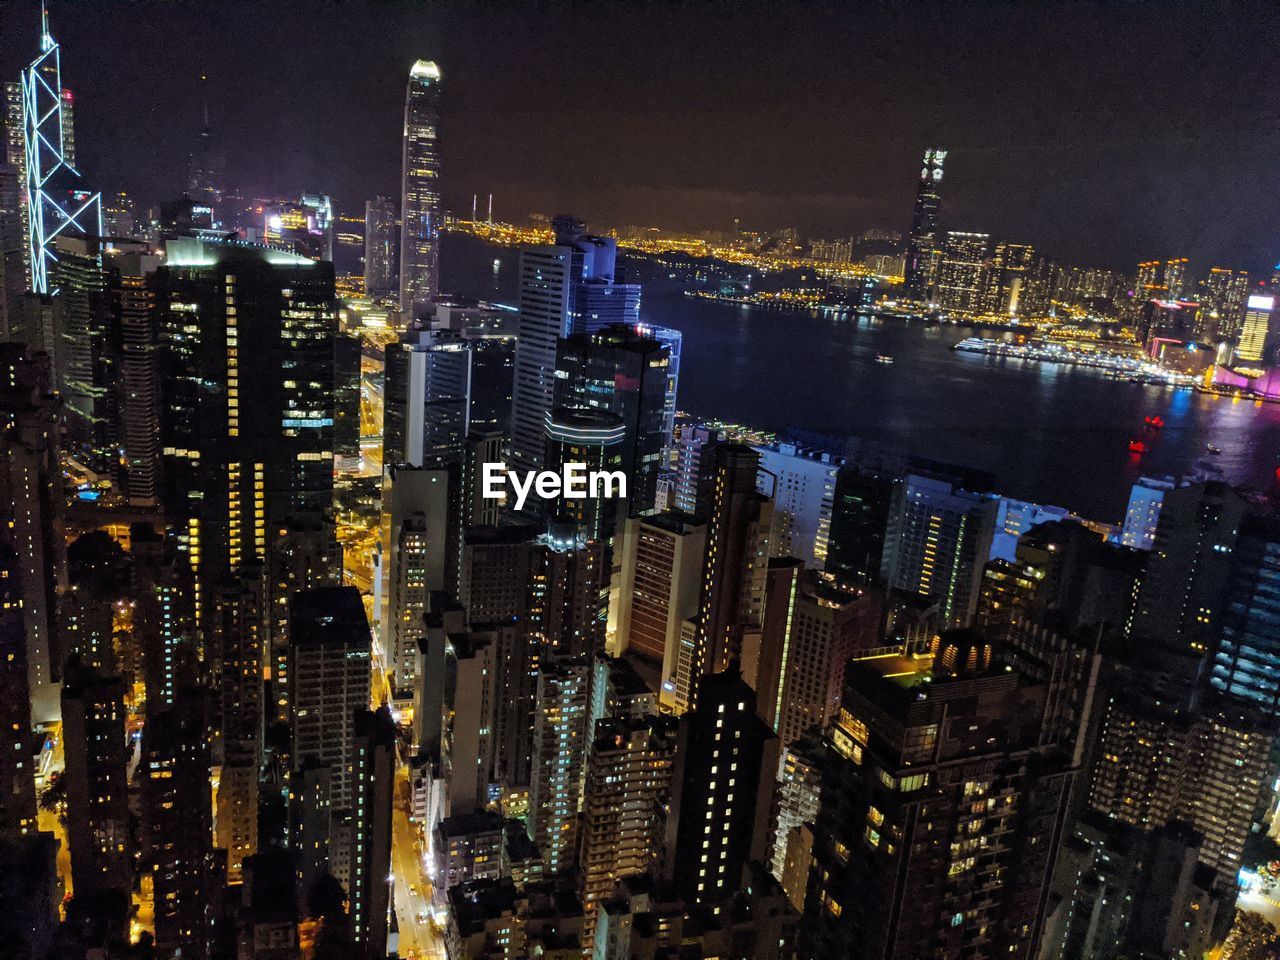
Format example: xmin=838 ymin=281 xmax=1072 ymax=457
xmin=3 ymin=3 xmax=1280 ymax=959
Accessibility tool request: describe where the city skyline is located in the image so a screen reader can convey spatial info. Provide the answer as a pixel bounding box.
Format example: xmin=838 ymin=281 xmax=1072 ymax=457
xmin=5 ymin=5 xmax=1280 ymax=960
xmin=4 ymin=2 xmax=1280 ymax=272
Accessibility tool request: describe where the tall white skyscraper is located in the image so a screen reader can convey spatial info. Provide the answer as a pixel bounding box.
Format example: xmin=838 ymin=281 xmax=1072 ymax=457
xmin=399 ymin=60 xmax=442 ymax=318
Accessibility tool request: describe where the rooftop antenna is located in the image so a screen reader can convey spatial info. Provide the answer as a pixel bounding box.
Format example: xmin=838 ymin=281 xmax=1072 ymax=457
xmin=40 ymin=3 xmax=54 ymax=51
xmin=201 ymin=73 xmax=209 ymax=128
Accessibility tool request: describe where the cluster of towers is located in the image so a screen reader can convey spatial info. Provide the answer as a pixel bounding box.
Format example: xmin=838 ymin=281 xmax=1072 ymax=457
xmin=1 ymin=9 xmax=1279 ymax=960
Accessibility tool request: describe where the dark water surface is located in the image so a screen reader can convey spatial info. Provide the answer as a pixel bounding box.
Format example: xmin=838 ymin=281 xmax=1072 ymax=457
xmin=442 ymin=234 xmax=1280 ymax=521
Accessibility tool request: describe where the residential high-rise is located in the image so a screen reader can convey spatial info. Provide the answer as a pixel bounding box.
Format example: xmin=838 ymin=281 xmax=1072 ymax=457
xmin=399 ymin=60 xmax=443 ymax=318
xmin=364 ymin=195 xmax=397 ymax=301
xmin=442 ymin=625 xmax=500 ymax=816
xmin=880 ymin=468 xmax=999 ymax=627
xmin=13 ymin=10 xmax=102 ymax=296
xmin=554 ymin=323 xmax=671 ymax=515
xmin=1127 ymin=481 xmax=1245 ymax=696
xmin=381 ymin=463 xmax=459 ymax=694
xmin=985 ymin=242 xmax=1040 ymax=316
xmin=934 ymin=230 xmax=990 ymax=314
xmin=1118 ymin=476 xmax=1175 ymax=551
xmin=664 ymin=669 xmax=779 ymax=905
xmin=529 ymin=657 xmax=591 ymax=875
xmin=579 ymin=715 xmax=678 ymax=944
xmin=672 ymin=423 xmax=722 ymax=518
xmin=611 ymin=512 xmax=706 ymax=702
xmin=903 ymin=147 xmax=946 ymax=302
xmin=61 ymin=656 xmax=132 ymax=928
xmin=756 ymin=570 xmax=880 ymax=746
xmin=754 ymin=443 xmax=841 ymax=569
xmin=509 ymin=216 xmax=641 ymax=475
xmin=348 ymin=707 xmax=396 ymax=957
xmin=288 ymin=587 xmax=372 ymax=894
xmin=769 ymin=732 xmax=824 ymax=898
xmin=1198 ymin=267 xmax=1249 ymax=340
xmin=799 ymin=637 xmax=1077 ymax=958
xmin=1088 ymin=676 xmax=1271 ymax=892
xmin=142 ymin=690 xmax=219 ymax=960
xmin=0 ymin=343 xmax=65 ymax=726
xmin=681 ymin=444 xmax=772 ymax=711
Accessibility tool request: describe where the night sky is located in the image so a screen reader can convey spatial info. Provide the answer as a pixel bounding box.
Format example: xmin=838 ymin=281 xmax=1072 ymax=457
xmin=5 ymin=1 xmax=1280 ymax=272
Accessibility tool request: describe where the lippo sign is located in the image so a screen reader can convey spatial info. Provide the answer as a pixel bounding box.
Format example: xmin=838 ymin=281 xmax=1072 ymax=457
xmin=481 ymin=462 xmax=627 ymax=512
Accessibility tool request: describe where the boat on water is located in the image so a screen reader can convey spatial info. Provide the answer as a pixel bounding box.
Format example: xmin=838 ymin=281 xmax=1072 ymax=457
xmin=875 ymin=354 xmax=894 ymax=364
xmin=1206 ymin=442 xmax=1222 ymax=455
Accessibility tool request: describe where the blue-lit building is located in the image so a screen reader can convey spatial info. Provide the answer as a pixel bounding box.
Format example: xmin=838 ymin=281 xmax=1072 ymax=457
xmin=10 ymin=9 xmax=101 ymax=296
xmin=509 ymin=216 xmax=641 ymax=475
xmin=1210 ymin=513 xmax=1280 ymax=715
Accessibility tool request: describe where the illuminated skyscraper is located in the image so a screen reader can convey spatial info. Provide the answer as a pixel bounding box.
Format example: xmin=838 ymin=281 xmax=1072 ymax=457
xmin=799 ymin=640 xmax=1077 ymax=958
xmin=880 ymin=467 xmax=998 ymax=628
xmin=553 ymin=324 xmax=671 ymax=515
xmin=14 ymin=9 xmax=102 ymax=296
xmin=399 ymin=60 xmax=443 ymax=317
xmin=364 ymin=194 xmax=397 ymax=300
xmin=509 ymin=216 xmax=641 ymax=476
xmin=152 ymin=236 xmax=338 ymax=691
xmin=1235 ymin=293 xmax=1274 ymax=366
xmin=0 ymin=344 xmax=65 ymax=726
xmin=903 ymin=147 xmax=945 ymax=302
xmin=985 ymin=242 xmax=1040 ymax=317
xmin=1198 ymin=267 xmax=1249 ymax=339
xmin=934 ymin=230 xmax=989 ymax=314
xmin=681 ymin=445 xmax=772 ymax=710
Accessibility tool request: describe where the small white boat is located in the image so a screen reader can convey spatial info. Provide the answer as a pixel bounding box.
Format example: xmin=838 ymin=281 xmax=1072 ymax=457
xmin=875 ymin=354 xmax=894 ymax=365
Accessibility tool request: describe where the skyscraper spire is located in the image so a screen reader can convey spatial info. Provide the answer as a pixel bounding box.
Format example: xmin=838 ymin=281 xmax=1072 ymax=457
xmin=40 ymin=4 xmax=53 ymax=52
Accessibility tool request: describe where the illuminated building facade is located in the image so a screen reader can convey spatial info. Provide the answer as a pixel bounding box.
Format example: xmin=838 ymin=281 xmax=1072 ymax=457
xmin=0 ymin=344 xmax=65 ymax=726
xmin=754 ymin=442 xmax=840 ymax=569
xmin=799 ymin=641 xmax=1076 ymax=959
xmin=364 ymin=194 xmax=397 ymax=300
xmin=152 ymin=236 xmax=338 ymax=693
xmin=683 ymin=444 xmax=772 ymax=710
xmin=934 ymin=230 xmax=990 ymax=314
xmin=1119 ymin=476 xmax=1174 ymax=551
xmin=14 ymin=10 xmax=101 ymax=296
xmin=262 ymin=194 xmax=334 ymax=262
xmin=1198 ymin=267 xmax=1249 ymax=339
xmin=543 ymin=406 xmax=627 ymax=542
xmin=880 ymin=468 xmax=998 ymax=628
xmin=1235 ymin=292 xmax=1274 ymax=366
xmin=510 ymin=216 xmax=640 ymax=475
xmin=903 ymin=147 xmax=945 ymax=302
xmin=554 ymin=324 xmax=670 ymax=516
xmin=664 ymin=669 xmax=779 ymax=905
xmin=400 ymin=60 xmax=443 ymax=317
